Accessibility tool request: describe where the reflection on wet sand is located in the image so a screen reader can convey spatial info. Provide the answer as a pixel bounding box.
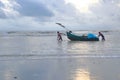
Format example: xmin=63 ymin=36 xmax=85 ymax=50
xmin=67 ymin=41 xmax=100 ymax=54
xmin=74 ymin=69 xmax=90 ymax=80
xmin=67 ymin=41 xmax=91 ymax=54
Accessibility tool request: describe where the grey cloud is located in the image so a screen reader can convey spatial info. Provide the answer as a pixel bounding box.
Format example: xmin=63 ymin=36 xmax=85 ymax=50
xmin=83 ymin=0 xmax=120 ymax=29
xmin=0 ymin=0 xmax=19 ymax=19
xmin=16 ymin=0 xmax=54 ymax=18
xmin=0 ymin=9 xmax=6 ymax=18
xmin=41 ymin=0 xmax=76 ymax=15
xmin=0 ymin=1 xmax=6 ymax=18
xmin=0 ymin=1 xmax=3 ymax=7
xmin=90 ymin=0 xmax=120 ymax=20
xmin=102 ymin=0 xmax=120 ymax=4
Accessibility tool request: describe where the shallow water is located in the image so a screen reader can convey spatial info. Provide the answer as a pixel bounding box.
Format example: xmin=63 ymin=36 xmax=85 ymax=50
xmin=0 ymin=31 xmax=120 ymax=80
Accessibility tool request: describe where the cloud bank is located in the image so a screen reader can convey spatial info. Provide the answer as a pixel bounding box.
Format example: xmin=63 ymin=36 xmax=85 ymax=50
xmin=0 ymin=0 xmax=120 ymax=31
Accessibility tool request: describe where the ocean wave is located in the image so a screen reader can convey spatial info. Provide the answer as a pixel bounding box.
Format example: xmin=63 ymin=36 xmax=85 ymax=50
xmin=0 ymin=31 xmax=57 ymax=36
xmin=0 ymin=53 xmax=120 ymax=60
xmin=0 ymin=30 xmax=115 ymax=36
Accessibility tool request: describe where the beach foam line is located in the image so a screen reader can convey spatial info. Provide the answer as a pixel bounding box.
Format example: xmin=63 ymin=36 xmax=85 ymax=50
xmin=0 ymin=54 xmax=120 ymax=61
xmin=0 ymin=54 xmax=120 ymax=59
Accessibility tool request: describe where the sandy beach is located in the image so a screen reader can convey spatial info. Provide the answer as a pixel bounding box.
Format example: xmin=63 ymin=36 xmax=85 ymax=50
xmin=0 ymin=31 xmax=120 ymax=80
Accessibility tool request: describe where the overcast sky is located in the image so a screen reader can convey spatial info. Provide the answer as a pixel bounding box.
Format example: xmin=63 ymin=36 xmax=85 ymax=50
xmin=0 ymin=0 xmax=120 ymax=31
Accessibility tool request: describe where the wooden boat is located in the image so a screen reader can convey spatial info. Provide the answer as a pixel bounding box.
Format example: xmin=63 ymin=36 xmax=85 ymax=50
xmin=56 ymin=23 xmax=99 ymax=41
xmin=66 ymin=31 xmax=99 ymax=41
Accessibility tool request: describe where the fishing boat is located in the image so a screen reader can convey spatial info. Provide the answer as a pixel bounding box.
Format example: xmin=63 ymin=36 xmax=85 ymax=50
xmin=66 ymin=31 xmax=99 ymax=41
xmin=56 ymin=23 xmax=99 ymax=41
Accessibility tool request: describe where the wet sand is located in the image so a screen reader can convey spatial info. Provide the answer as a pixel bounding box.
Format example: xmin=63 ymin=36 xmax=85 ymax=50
xmin=0 ymin=31 xmax=120 ymax=80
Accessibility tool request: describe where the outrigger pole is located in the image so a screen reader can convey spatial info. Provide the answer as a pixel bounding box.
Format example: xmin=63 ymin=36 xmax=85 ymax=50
xmin=56 ymin=23 xmax=69 ymax=31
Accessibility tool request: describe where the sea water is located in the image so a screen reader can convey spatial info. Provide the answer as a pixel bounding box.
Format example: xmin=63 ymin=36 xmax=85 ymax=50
xmin=0 ymin=31 xmax=120 ymax=80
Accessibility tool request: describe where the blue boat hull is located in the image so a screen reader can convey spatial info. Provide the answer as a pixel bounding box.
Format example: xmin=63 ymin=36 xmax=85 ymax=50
xmin=66 ymin=32 xmax=99 ymax=41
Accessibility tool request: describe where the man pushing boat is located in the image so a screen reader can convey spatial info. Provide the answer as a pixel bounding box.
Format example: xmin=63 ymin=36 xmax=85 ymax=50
xmin=98 ymin=32 xmax=105 ymax=41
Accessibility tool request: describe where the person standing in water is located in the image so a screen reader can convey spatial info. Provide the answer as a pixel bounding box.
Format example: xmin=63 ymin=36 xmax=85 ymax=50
xmin=98 ymin=32 xmax=105 ymax=41
xmin=57 ymin=31 xmax=63 ymax=41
